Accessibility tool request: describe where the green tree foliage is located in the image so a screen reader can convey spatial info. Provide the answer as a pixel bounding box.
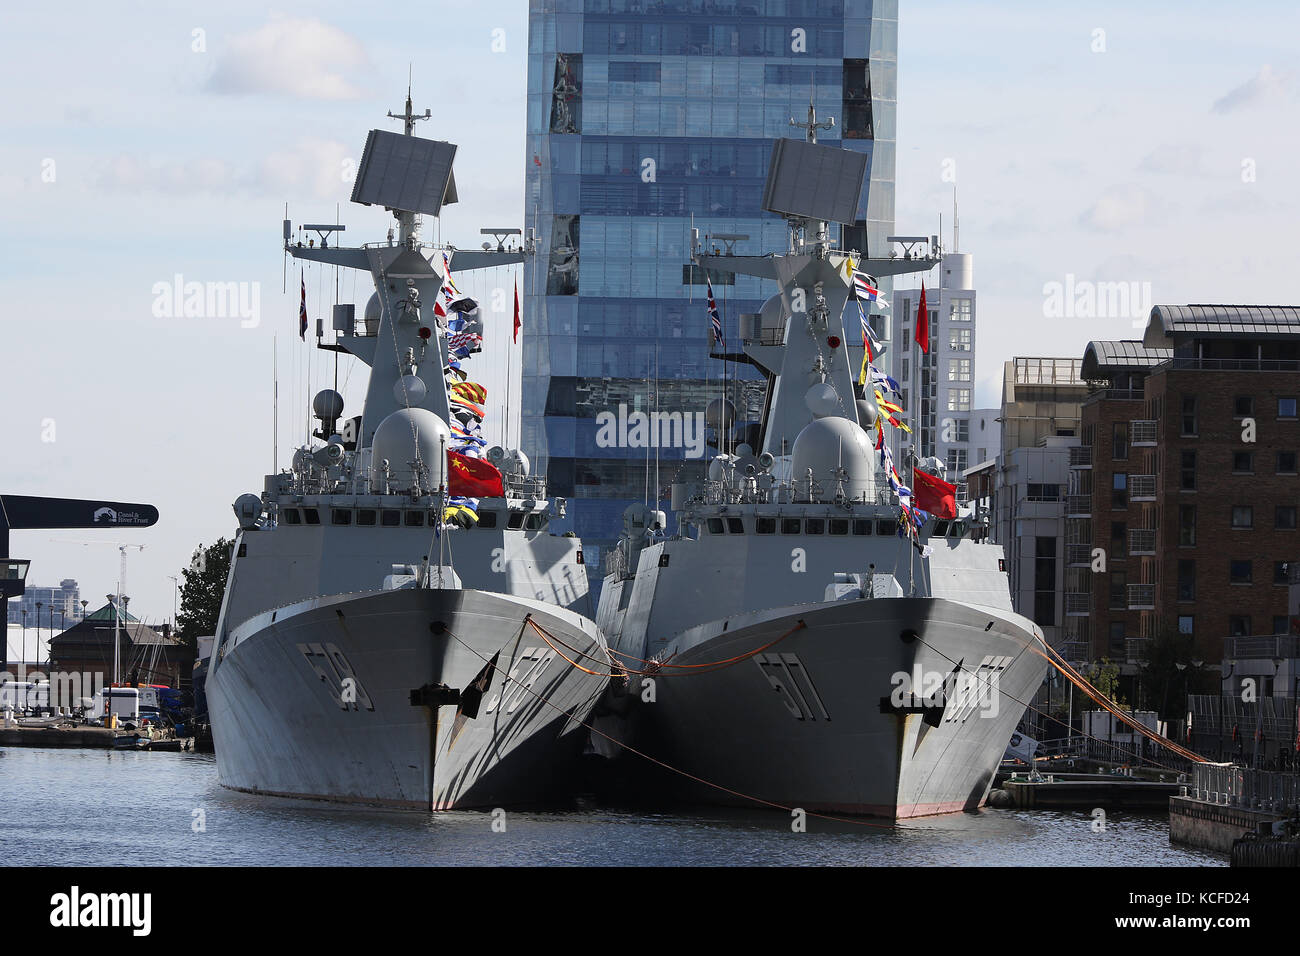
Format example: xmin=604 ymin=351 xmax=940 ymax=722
xmin=1140 ymin=626 xmax=1209 ymax=719
xmin=175 ymin=537 xmax=233 ymax=655
xmin=1087 ymin=658 xmax=1124 ymax=707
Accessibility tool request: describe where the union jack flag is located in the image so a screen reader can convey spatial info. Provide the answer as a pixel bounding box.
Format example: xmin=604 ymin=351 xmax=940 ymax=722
xmin=706 ymin=276 xmax=724 ymax=348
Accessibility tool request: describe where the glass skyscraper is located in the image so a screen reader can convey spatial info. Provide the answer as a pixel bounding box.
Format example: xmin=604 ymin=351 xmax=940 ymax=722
xmin=523 ymin=0 xmax=899 ymax=591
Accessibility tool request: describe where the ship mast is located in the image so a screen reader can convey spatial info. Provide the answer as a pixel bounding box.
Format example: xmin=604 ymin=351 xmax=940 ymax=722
xmin=387 ymin=85 xmax=431 ymax=244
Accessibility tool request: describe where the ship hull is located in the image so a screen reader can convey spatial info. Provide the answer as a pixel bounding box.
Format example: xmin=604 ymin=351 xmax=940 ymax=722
xmin=207 ymin=587 xmax=612 ymax=809
xmin=605 ymin=596 xmax=1048 ymax=819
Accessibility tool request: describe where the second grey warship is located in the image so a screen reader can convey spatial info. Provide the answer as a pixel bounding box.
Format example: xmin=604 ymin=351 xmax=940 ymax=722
xmin=594 ymin=120 xmax=1050 ymax=818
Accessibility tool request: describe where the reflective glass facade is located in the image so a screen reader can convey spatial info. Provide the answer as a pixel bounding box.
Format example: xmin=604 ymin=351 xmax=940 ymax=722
xmin=524 ymin=0 xmax=898 ymax=590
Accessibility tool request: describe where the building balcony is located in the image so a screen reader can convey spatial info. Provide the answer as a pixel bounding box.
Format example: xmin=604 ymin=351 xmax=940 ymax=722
xmin=1060 ymin=641 xmax=1091 ymax=665
xmin=1066 ymin=543 xmax=1094 ymax=567
xmin=1065 ymin=592 xmax=1091 ymax=616
xmin=1068 ymin=446 xmax=1092 ymax=469
xmin=1130 ymin=475 xmax=1157 ymax=501
xmin=1065 ymin=494 xmax=1091 ymax=517
xmin=1129 ymin=529 xmax=1157 ymax=555
xmin=1127 ymin=583 xmax=1155 ymax=610
xmin=1223 ymin=635 xmax=1300 ymax=660
xmin=1125 ymin=638 xmax=1150 ymax=663
xmin=1130 ymin=420 xmax=1158 ymax=446
xmin=1159 ymin=356 xmax=1300 ymax=374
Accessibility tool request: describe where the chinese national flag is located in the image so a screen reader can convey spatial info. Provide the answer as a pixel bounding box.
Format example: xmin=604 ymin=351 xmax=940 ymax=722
xmin=513 ymin=278 xmax=521 ymax=343
xmin=912 ymin=466 xmax=957 ymax=519
xmin=447 ymin=450 xmax=505 ymax=498
xmin=915 ymin=281 xmax=929 ymax=354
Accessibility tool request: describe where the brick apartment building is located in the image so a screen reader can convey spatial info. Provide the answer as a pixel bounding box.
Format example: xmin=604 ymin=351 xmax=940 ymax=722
xmin=1070 ymin=306 xmax=1300 ymax=669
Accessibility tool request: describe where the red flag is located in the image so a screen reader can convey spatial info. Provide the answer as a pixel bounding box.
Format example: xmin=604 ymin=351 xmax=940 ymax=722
xmin=513 ymin=278 xmax=521 ymax=343
xmin=299 ymin=272 xmax=308 ymax=341
xmin=447 ymin=450 xmax=505 ymax=498
xmin=912 ymin=466 xmax=957 ymax=519
xmin=914 ymin=281 xmax=928 ymax=354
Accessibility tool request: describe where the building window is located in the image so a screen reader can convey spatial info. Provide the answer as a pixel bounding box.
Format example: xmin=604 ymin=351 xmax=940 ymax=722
xmin=1229 ymin=615 xmax=1251 ymax=637
xmin=1277 ymin=451 xmax=1297 ymax=474
xmin=1027 ymin=483 xmax=1061 ymax=501
xmin=1233 ymin=395 xmax=1254 ymax=418
xmin=1111 ymin=521 xmax=1127 ymax=559
xmin=1112 ymin=422 xmax=1128 ymax=460
xmin=1280 ymin=397 xmax=1298 ymax=419
xmin=1276 ymin=561 xmax=1290 ymax=585
xmin=1231 ymin=506 xmax=1253 ymax=529
xmin=1181 ymin=395 xmax=1197 ymax=435
xmin=948 ymin=327 xmax=971 ymax=352
xmin=1180 ymin=449 xmax=1196 ymax=490
xmin=949 ymin=299 xmax=972 ymax=322
xmin=1274 ymin=616 xmax=1289 ymax=635
xmin=1109 ymin=621 xmax=1126 ymax=654
xmin=947 ymin=359 xmax=971 ymax=382
xmin=1277 ymin=505 xmax=1298 ymax=530
xmin=1033 ymin=537 xmax=1056 ymax=627
xmin=1232 ymin=451 xmax=1254 ymax=473
xmin=1229 ymin=559 xmax=1253 ymax=584
xmin=1178 ymin=504 xmax=1196 ymax=545
xmin=901 ymin=358 xmax=909 ymax=383
xmin=549 ymin=53 xmax=582 ymax=134
xmin=1177 ymin=559 xmax=1196 ymax=600
xmin=1177 ymin=615 xmax=1194 ymax=635
xmin=1109 ymin=571 xmax=1127 ymax=609
xmin=1112 ymin=473 xmax=1128 ymax=509
xmin=947 ymin=388 xmax=971 ymax=412
xmin=945 ymin=449 xmax=968 ymax=475
xmin=953 ymin=418 xmax=970 ymax=442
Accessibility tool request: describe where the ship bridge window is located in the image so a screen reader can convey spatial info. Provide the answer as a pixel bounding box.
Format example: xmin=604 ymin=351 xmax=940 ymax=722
xmin=852 ymin=519 xmax=873 ymax=535
xmin=755 ymin=517 xmax=776 ymax=534
xmin=282 ymin=508 xmax=301 ymax=525
xmin=707 ymin=518 xmax=725 ymax=534
xmin=805 ymin=518 xmax=824 ymax=535
xmin=781 ymin=518 xmax=801 ymax=535
xmin=949 ymin=520 xmax=968 ymax=538
xmin=726 ymin=518 xmax=745 ymax=534
xmin=477 ymin=511 xmax=498 ymax=529
xmin=331 ymin=509 xmax=352 ymax=526
xmin=357 ymin=509 xmax=377 ymax=526
xmin=877 ymin=519 xmax=897 ymax=537
xmin=381 ymin=509 xmax=401 ymax=527
xmin=303 ymin=508 xmax=320 ymax=525
xmin=829 ymin=518 xmax=849 ymax=535
xmin=508 ymin=512 xmax=526 ymax=530
xmin=405 ymin=511 xmax=425 ymax=527
xmin=933 ymin=520 xmax=949 ymax=537
xmin=524 ymin=513 xmax=547 ymax=531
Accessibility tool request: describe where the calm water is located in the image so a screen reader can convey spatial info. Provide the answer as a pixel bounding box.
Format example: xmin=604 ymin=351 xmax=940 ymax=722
xmin=0 ymin=747 xmax=1225 ymax=866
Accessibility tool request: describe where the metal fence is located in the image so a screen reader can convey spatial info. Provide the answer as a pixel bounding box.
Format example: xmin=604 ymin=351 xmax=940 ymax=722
xmin=1191 ymin=763 xmax=1300 ymax=812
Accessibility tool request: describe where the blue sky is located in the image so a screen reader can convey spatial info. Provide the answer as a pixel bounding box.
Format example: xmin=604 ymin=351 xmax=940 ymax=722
xmin=1 ymin=1 xmax=1296 ymax=622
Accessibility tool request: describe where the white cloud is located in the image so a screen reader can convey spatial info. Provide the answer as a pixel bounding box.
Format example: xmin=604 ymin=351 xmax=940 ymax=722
xmin=248 ymin=138 xmax=354 ymax=201
xmin=1078 ymin=184 xmax=1153 ymax=233
xmin=1138 ymin=143 xmax=1208 ymax=177
xmin=96 ymin=154 xmax=234 ymax=194
xmin=1211 ymin=65 xmax=1293 ymax=114
xmin=207 ymin=16 xmax=367 ymax=100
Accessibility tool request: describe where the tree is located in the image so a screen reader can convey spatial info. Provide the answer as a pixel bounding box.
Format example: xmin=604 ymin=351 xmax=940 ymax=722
xmin=175 ymin=537 xmax=233 ymax=655
xmin=1087 ymin=658 xmax=1125 ymax=707
xmin=1140 ymin=625 xmax=1207 ymax=720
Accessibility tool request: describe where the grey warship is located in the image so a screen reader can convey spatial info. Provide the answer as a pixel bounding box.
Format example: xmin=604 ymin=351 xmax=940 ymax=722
xmin=206 ymin=94 xmax=613 ymax=810
xmin=594 ymin=118 xmax=1050 ymax=819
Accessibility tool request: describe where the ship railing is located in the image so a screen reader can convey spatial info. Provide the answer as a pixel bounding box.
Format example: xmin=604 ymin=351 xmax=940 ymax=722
xmin=503 ymin=473 xmax=548 ymax=499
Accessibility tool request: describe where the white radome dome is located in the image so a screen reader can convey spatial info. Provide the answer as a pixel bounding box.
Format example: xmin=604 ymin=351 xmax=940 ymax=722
xmin=371 ymin=407 xmax=450 ymax=492
xmin=790 ymin=416 xmax=877 ymax=500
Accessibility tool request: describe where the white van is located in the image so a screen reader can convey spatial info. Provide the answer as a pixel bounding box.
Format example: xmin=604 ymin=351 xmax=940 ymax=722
xmin=92 ymin=687 xmax=140 ymax=721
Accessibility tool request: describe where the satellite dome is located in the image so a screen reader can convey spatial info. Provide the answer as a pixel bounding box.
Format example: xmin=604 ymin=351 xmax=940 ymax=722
xmin=790 ymin=416 xmax=877 ymax=501
xmin=705 ymin=398 xmax=735 ymax=431
xmin=364 ymin=292 xmax=382 ymax=333
xmin=313 ymin=389 xmax=344 ymax=420
xmin=856 ymin=395 xmax=879 ymax=428
xmin=804 ymin=382 xmax=840 ymax=418
xmin=393 ymin=375 xmax=427 ymax=408
xmin=371 ymin=408 xmax=450 ymax=492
